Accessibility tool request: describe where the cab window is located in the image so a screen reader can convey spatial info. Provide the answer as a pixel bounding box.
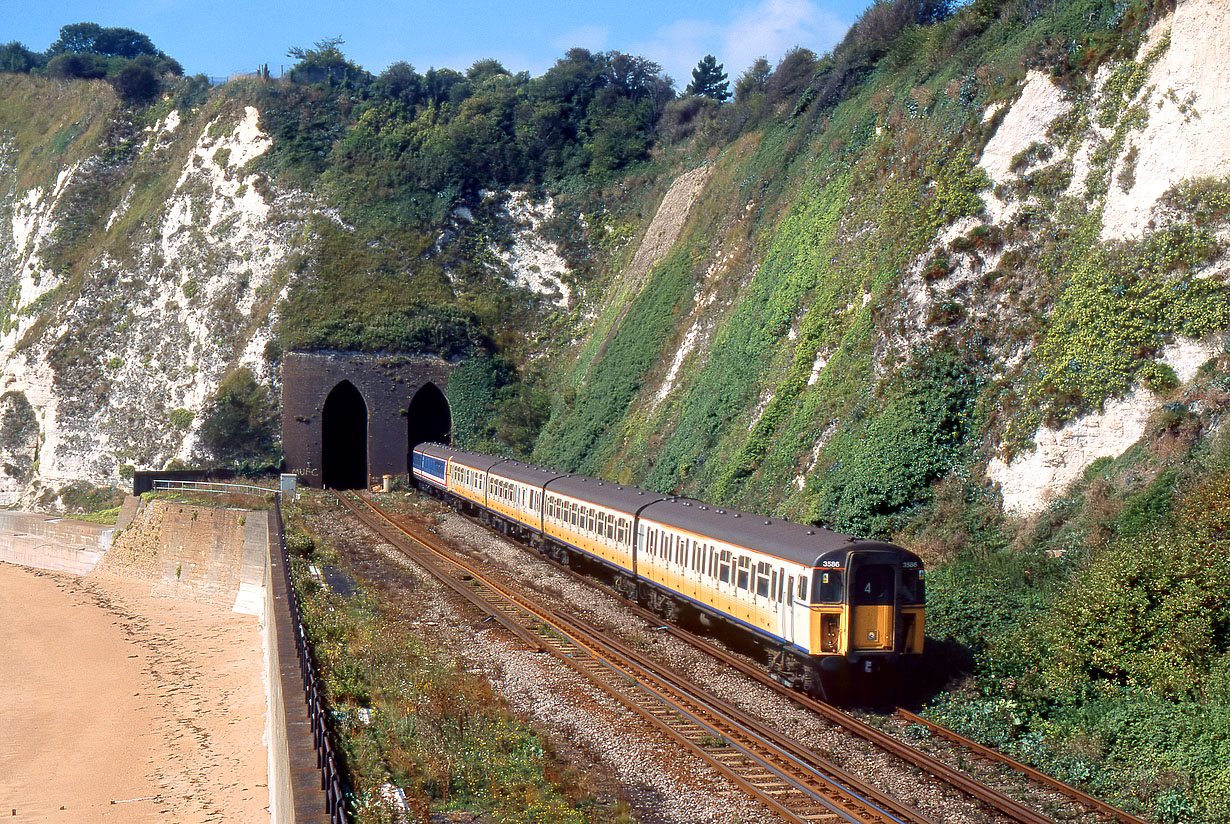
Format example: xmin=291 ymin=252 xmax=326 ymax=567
xmin=812 ymin=570 xmax=843 ymax=603
xmin=900 ymin=568 xmax=925 ymax=603
xmin=851 ymin=564 xmax=894 ymax=606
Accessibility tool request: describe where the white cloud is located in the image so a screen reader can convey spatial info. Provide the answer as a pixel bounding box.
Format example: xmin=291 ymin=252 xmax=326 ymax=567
xmin=723 ymin=0 xmax=848 ymax=77
xmin=633 ymin=0 xmax=849 ymax=90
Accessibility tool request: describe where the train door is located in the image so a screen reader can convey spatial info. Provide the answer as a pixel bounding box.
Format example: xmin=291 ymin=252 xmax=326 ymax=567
xmin=848 ymin=558 xmax=895 ymax=651
xmin=780 ymin=574 xmax=795 ymax=643
xmin=792 ymin=572 xmax=811 ymax=651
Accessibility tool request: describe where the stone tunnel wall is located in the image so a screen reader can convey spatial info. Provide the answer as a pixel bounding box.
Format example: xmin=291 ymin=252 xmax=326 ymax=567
xmin=281 ymin=352 xmax=454 ymax=488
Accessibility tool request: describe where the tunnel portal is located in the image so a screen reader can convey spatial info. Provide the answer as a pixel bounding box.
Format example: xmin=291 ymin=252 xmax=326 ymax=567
xmin=282 ymin=352 xmax=455 ymax=489
xmin=406 ymin=382 xmax=451 ymax=472
xmin=321 ymin=381 xmax=368 ymax=489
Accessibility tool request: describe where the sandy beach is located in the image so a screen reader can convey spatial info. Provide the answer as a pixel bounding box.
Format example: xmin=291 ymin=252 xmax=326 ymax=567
xmin=0 ymin=562 xmax=268 ymax=822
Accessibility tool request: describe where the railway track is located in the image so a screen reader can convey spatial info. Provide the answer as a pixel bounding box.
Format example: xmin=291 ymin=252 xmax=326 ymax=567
xmin=539 ymin=565 xmax=1150 ymax=824
xmin=334 ymin=491 xmax=1149 ymax=824
xmin=335 ymin=490 xmax=933 ymax=824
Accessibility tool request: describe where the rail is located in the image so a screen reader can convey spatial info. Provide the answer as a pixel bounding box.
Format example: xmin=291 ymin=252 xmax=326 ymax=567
xmin=148 ymin=478 xmax=348 ymax=823
xmin=342 ymin=491 xmax=933 ymax=824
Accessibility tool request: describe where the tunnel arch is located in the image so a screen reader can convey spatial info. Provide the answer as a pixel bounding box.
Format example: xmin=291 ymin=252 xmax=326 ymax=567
xmin=322 ymin=380 xmax=368 ymax=489
xmin=406 ymin=382 xmax=451 ymax=473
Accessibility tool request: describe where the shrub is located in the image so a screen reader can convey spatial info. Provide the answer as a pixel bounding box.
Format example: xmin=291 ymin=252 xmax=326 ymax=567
xmin=197 ymin=368 xmax=278 ymax=465
xmin=169 ymin=408 xmax=194 ymax=429
xmin=112 ymin=62 xmax=160 ymax=104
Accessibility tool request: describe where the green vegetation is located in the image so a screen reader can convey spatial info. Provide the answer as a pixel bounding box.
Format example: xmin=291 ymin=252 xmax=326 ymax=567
xmin=0 ymin=23 xmax=183 ymax=106
xmin=196 ymin=368 xmax=278 ymax=467
xmin=923 ymin=430 xmax=1230 ymax=824
xmin=4 ymin=0 xmax=1228 ymax=817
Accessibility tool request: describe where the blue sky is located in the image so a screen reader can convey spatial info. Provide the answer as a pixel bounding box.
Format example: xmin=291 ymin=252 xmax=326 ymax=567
xmin=7 ymin=0 xmax=874 ymax=88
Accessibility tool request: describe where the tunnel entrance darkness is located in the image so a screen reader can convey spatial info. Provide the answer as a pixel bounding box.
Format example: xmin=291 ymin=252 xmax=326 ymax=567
xmin=322 ymin=381 xmax=368 ymax=489
xmin=406 ymin=382 xmax=452 ymax=472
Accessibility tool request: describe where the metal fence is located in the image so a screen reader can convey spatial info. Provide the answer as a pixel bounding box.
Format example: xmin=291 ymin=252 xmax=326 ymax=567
xmin=149 ymin=479 xmax=348 ymax=822
xmin=271 ymin=494 xmax=348 ymax=823
xmin=150 ymin=479 xmax=276 ymax=498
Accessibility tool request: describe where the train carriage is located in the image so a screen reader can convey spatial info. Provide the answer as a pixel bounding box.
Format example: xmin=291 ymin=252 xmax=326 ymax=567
xmin=541 ymin=475 xmax=663 ymax=581
xmin=411 ymin=442 xmax=452 ymax=491
xmin=483 ymin=460 xmax=563 ymax=536
xmin=410 ymin=442 xmax=924 ymax=701
xmin=444 ymin=450 xmax=500 ymax=512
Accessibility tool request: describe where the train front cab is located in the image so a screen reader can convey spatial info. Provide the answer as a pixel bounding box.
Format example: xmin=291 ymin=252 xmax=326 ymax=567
xmin=808 ymin=547 xmax=925 ymax=700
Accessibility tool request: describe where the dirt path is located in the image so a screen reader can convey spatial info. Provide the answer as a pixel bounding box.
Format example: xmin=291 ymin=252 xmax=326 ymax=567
xmin=0 ymin=563 xmax=267 ymax=822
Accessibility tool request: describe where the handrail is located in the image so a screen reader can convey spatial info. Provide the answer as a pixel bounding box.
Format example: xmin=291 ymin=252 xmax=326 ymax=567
xmin=150 ymin=479 xmax=276 ymax=498
xmin=148 ymin=478 xmax=348 ymax=822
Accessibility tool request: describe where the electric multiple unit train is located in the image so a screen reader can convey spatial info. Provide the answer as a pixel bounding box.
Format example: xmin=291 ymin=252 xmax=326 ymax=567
xmin=411 ymin=442 xmax=924 ymax=699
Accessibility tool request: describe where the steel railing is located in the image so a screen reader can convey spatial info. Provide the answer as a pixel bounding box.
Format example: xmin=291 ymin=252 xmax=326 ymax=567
xmin=150 ymin=479 xmax=277 ymax=498
xmin=149 ymin=478 xmax=348 ymax=822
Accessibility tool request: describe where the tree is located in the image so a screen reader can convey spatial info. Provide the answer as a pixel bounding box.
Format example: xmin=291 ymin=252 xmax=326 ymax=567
xmin=685 ymin=54 xmax=730 ymax=101
xmin=49 ymin=22 xmax=103 ymax=54
xmin=92 ymin=27 xmax=157 ymax=58
xmin=197 ymin=369 xmax=278 ymax=466
xmin=374 ymin=61 xmax=422 ymax=106
xmin=466 ymin=58 xmax=510 ymax=84
xmin=287 ymin=36 xmax=369 ymax=86
xmin=113 ymin=62 xmax=161 ymax=104
xmin=734 ymin=57 xmax=771 ymax=103
xmin=0 ymin=41 xmax=41 ymax=73
xmin=49 ymin=23 xmax=158 ymax=58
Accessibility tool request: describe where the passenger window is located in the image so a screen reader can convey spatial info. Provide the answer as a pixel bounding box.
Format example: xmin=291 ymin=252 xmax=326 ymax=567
xmin=736 ymin=557 xmax=750 ymax=590
xmin=756 ymin=562 xmax=771 ymax=598
xmin=718 ymin=551 xmax=732 ymax=584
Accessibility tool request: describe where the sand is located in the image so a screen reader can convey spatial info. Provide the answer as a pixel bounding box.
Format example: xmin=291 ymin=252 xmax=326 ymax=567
xmin=0 ymin=562 xmax=267 ymax=822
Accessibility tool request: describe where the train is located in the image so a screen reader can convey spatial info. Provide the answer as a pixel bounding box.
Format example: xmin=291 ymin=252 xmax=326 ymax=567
xmin=411 ymin=441 xmax=925 ymax=701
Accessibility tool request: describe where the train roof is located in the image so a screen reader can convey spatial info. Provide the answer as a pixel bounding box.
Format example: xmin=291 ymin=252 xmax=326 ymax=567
xmin=417 ymin=443 xmax=501 ymax=472
xmin=546 ymin=473 xmax=667 ymax=513
xmin=414 ymin=442 xmax=920 ymax=567
xmin=488 ymin=459 xmax=568 ymax=486
xmin=639 ymin=498 xmax=911 ymax=568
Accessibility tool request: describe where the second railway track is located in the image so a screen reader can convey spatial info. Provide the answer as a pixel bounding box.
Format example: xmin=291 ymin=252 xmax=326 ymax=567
xmin=336 ymin=490 xmax=933 ymax=824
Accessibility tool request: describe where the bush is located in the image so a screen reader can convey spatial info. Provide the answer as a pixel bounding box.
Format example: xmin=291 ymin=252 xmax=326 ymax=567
xmin=113 ymin=62 xmax=161 ymax=104
xmin=197 ymin=368 xmax=278 ymax=466
xmin=45 ymin=53 xmax=106 ymax=79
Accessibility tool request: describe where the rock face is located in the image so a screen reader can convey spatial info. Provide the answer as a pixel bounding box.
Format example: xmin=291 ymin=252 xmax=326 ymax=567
xmin=973 ymin=0 xmax=1230 ymax=514
xmin=0 ymin=95 xmax=334 ymax=505
xmin=2 ymin=1 xmax=1229 ymax=524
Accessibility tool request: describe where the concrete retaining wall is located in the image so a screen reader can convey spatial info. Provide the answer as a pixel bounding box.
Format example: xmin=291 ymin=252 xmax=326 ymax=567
xmin=265 ymin=535 xmax=294 ymax=824
xmin=0 ymin=512 xmax=115 ymax=574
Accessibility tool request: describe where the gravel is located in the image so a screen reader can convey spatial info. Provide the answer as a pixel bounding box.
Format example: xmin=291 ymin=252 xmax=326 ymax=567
xmin=315 ymin=495 xmax=1014 ymax=824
